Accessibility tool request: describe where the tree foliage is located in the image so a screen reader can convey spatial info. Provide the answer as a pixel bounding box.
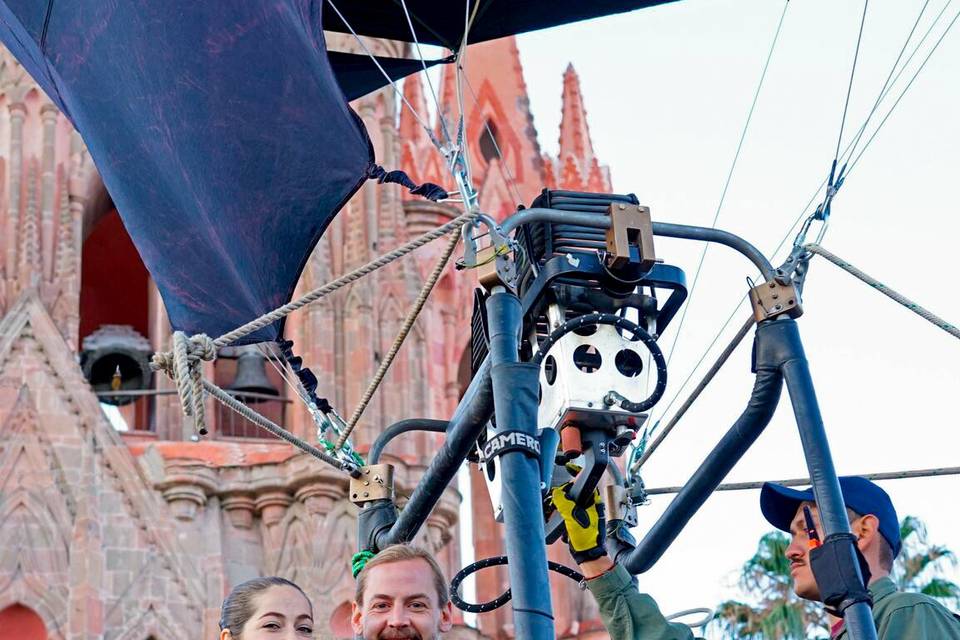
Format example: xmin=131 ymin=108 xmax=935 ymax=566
xmin=709 ymin=516 xmax=960 ymax=639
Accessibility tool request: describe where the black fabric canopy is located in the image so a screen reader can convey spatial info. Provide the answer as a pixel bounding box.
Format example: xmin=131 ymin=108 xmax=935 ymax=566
xmin=325 ymin=0 xmax=680 ymax=49
xmin=330 ymin=51 xmax=453 ymax=102
xmin=0 ymin=0 xmax=680 ymax=342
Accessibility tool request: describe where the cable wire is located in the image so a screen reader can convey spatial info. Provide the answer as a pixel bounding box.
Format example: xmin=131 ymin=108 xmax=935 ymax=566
xmin=664 ymin=0 xmax=789 ymax=370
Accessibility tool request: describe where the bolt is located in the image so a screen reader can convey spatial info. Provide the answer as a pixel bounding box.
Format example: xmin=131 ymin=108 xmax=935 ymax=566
xmin=587 ymin=402 xmax=594 ymax=407
xmin=775 ymin=304 xmax=783 ymax=311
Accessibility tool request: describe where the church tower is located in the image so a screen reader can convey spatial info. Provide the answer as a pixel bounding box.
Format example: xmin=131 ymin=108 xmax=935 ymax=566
xmin=0 ymin=32 xmax=613 ymax=639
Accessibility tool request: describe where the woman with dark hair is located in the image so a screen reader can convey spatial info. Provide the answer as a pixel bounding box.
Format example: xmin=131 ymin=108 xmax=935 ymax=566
xmin=219 ymin=576 xmax=314 ymax=639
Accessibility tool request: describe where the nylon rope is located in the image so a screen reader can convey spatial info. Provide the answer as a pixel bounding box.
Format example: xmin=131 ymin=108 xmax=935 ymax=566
xmin=214 ymin=210 xmax=476 ymax=347
xmin=663 ymin=0 xmax=789 ymax=371
xmin=643 ymin=466 xmax=960 ymax=496
xmin=335 ymin=227 xmax=462 ymax=449
xmin=201 ymin=378 xmax=357 ymax=474
xmin=634 ymin=242 xmax=960 ymax=473
xmin=805 ymin=244 xmax=960 ymax=340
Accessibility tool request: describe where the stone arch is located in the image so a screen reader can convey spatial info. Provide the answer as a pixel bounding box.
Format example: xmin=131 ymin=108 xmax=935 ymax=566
xmin=0 ymin=486 xmax=72 ymax=579
xmin=0 ymin=578 xmax=66 ymax=640
xmin=0 ymin=603 xmax=46 ymax=640
xmin=110 ymin=603 xmax=186 ymax=640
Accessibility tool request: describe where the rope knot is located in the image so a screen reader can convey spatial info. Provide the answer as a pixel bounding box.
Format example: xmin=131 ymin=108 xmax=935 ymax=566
xmin=151 ymin=331 xmax=217 ymax=435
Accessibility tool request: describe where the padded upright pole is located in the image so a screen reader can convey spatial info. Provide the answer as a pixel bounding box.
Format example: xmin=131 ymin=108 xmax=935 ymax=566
xmin=485 ymin=289 xmax=555 ymax=639
xmin=775 ymin=319 xmax=878 ymax=640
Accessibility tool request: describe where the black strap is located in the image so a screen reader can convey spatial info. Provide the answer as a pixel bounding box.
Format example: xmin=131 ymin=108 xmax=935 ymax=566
xmin=810 ymin=533 xmax=873 ymax=617
xmin=482 ymin=430 xmax=541 ymax=459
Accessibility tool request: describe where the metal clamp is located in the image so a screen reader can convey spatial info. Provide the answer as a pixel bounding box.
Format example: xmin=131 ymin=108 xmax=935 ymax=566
xmin=749 ymin=279 xmax=803 ymax=322
xmin=605 ymin=202 xmax=656 ymax=271
xmin=349 ymin=464 xmax=395 ymax=504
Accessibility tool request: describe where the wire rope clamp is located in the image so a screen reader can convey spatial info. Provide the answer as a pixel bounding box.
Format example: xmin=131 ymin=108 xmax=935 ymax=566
xmin=749 ymin=279 xmax=803 ymax=322
xmin=605 ymin=202 xmax=656 ymax=271
xmin=349 ymin=464 xmax=394 ymax=505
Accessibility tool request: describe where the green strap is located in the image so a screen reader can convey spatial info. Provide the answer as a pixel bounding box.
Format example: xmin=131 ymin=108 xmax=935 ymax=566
xmin=352 ymin=550 xmax=376 ymax=578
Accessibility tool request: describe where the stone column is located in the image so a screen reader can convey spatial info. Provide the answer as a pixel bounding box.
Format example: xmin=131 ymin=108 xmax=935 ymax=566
xmin=5 ymin=101 xmax=26 ymax=282
xmin=40 ymin=103 xmax=58 ymax=281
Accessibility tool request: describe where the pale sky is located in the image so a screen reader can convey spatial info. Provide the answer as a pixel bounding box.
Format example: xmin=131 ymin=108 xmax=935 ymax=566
xmin=461 ymin=0 xmax=960 ymax=633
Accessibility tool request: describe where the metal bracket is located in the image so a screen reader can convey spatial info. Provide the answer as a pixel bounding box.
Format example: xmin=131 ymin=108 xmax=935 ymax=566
xmin=604 ymin=483 xmax=638 ymax=527
xmin=349 ymin=464 xmax=394 ymax=504
xmin=749 ymin=279 xmax=803 ymax=322
xmin=605 ymin=202 xmax=656 ymax=271
xmin=476 ymin=244 xmax=519 ymax=291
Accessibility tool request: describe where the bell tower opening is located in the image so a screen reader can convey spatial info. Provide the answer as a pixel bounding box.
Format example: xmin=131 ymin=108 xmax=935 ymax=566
xmin=80 ymin=206 xmax=153 ymax=430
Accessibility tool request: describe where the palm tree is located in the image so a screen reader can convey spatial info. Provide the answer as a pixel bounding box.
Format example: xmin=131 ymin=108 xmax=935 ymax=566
xmin=711 ymin=516 xmax=960 ymax=639
xmin=893 ymin=515 xmax=960 ymax=610
xmin=709 ymin=532 xmax=828 ymax=639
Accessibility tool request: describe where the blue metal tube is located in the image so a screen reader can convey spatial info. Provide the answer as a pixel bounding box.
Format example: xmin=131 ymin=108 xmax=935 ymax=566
xmin=778 ymin=320 xmax=878 ymax=640
xmin=498 ymin=207 xmax=774 ymax=279
xmin=622 ymin=360 xmax=783 ymax=573
xmin=485 ymin=290 xmax=555 ymax=638
xmin=378 ymin=357 xmax=493 ymax=547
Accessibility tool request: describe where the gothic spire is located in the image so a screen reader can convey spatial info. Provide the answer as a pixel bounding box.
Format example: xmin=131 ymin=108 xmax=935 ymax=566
xmin=558 ymin=64 xmax=595 ymax=165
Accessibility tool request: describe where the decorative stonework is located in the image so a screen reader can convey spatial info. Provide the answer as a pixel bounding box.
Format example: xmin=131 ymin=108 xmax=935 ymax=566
xmin=0 ymin=33 xmax=614 ymax=640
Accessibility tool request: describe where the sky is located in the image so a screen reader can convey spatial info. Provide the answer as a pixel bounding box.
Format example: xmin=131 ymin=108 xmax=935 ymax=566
xmin=461 ymin=0 xmax=960 ymax=634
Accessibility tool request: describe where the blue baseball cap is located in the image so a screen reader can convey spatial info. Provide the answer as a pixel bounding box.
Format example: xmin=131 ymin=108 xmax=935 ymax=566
xmin=760 ymin=476 xmax=901 ymax=557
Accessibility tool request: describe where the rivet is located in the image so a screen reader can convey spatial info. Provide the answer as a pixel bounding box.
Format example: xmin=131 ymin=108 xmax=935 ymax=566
xmin=772 ymin=293 xmax=779 ymax=299
xmin=769 ymin=282 xmax=776 ymax=288
xmin=363 ymin=491 xmax=369 ymax=497
xmin=618 ymin=204 xmax=625 ymax=210
xmin=775 ymin=304 xmax=783 ymax=311
xmin=364 ymin=481 xmax=370 ymax=486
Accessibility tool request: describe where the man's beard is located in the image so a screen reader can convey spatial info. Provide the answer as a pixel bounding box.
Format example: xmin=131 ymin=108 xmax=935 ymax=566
xmin=376 ymin=630 xmax=424 ymax=640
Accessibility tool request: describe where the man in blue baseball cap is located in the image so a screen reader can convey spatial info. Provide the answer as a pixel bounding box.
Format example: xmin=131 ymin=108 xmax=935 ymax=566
xmin=761 ymin=475 xmax=960 ymax=639
xmin=556 ymin=472 xmax=960 ymax=640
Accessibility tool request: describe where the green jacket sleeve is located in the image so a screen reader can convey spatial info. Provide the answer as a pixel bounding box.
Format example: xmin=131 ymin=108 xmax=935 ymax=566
xmin=586 ymin=564 xmax=696 ymax=640
xmin=876 ymin=602 xmax=960 ymax=639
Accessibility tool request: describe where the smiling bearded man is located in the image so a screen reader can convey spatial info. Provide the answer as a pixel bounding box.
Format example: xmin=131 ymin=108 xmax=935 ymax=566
xmin=352 ymin=544 xmax=454 ymax=640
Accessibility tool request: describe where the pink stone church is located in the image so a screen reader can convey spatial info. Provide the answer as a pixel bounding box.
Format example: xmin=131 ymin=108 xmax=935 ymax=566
xmin=0 ymin=35 xmax=615 ymax=639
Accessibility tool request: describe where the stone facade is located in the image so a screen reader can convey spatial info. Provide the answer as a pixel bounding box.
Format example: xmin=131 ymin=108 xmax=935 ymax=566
xmin=0 ymin=36 xmax=613 ymax=639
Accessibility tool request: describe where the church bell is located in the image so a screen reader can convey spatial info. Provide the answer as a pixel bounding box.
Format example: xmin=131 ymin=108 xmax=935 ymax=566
xmin=226 ymin=345 xmax=280 ymax=402
xmin=81 ymin=325 xmax=153 ymax=406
